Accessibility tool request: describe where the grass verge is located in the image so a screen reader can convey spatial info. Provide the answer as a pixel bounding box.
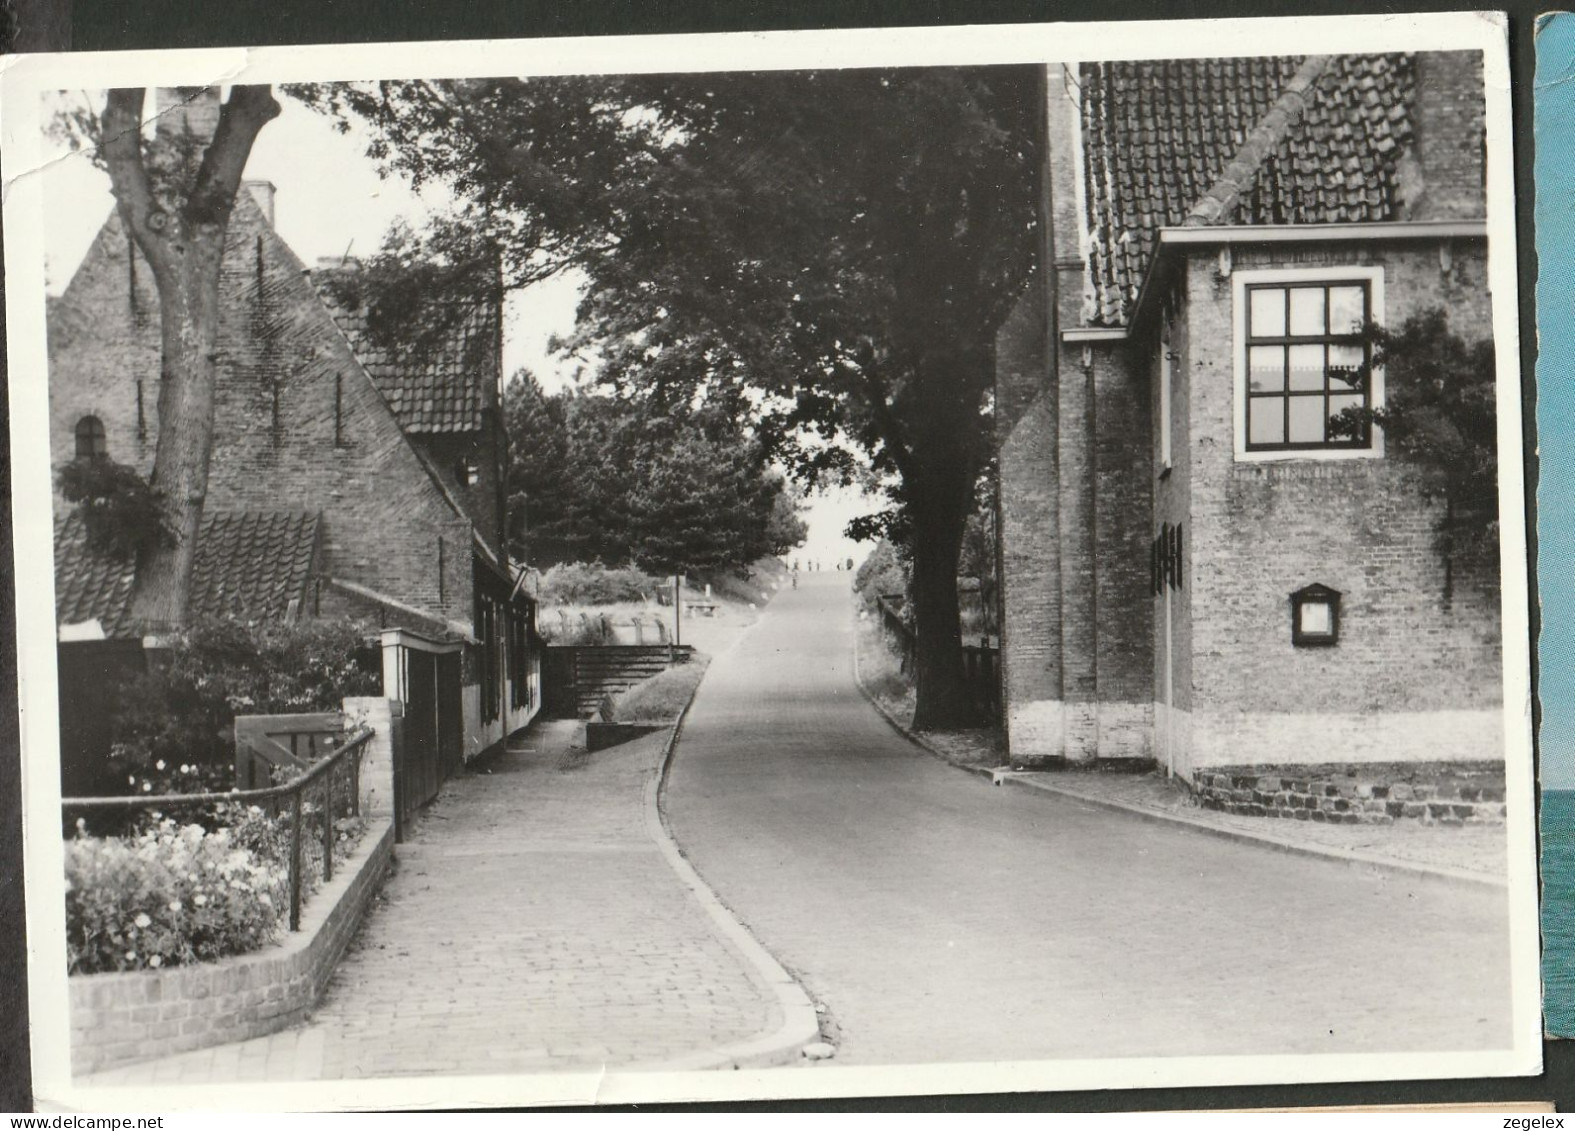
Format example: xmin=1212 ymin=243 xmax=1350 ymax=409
xmin=607 ymin=655 xmax=713 ymax=724
xmin=852 ymin=613 xmax=1005 ymax=770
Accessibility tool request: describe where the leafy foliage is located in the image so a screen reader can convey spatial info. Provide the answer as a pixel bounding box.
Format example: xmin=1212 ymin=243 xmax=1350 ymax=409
xmin=64 ymin=804 xmax=367 ymax=975
xmin=56 ymin=458 xmax=169 ymax=558
xmin=64 ymin=817 xmax=285 ymax=974
xmin=107 ymin=616 xmax=381 ymax=796
xmin=506 ymin=374 xmax=804 ymax=575
xmin=299 ymin=69 xmax=1040 ymax=726
xmin=537 ymin=562 xmax=663 ymax=606
xmin=854 ymin=539 xmax=911 ymax=609
xmin=1330 ymin=309 xmax=1498 ymax=555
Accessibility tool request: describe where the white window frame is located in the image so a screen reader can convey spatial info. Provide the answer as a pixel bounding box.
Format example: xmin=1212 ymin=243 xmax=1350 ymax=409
xmin=1232 ymin=265 xmax=1385 ymax=463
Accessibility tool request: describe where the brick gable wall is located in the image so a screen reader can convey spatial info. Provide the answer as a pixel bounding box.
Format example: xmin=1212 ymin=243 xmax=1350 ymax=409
xmin=1170 ymin=239 xmax=1500 ymax=773
xmin=48 ymin=193 xmax=477 ymax=636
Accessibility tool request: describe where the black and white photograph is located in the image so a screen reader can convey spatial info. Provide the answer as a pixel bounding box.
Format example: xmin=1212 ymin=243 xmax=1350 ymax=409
xmin=1 ymin=11 xmax=1539 ymax=1111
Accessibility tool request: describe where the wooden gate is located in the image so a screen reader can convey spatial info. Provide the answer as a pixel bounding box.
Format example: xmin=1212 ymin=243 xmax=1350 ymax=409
xmin=234 ymin=712 xmax=344 ymax=790
xmin=398 ymin=649 xmax=442 ymax=828
xmin=390 ymin=637 xmax=466 ymax=836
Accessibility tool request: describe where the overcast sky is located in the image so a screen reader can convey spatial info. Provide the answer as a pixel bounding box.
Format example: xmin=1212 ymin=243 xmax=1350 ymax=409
xmin=40 ymin=88 xmax=874 ymax=569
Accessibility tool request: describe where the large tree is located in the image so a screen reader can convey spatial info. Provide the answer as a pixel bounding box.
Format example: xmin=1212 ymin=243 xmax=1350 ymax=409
xmin=504 ymin=372 xmax=805 ymax=575
xmin=62 ymin=87 xmax=281 ymax=629
xmin=299 ymin=69 xmax=1038 ymax=727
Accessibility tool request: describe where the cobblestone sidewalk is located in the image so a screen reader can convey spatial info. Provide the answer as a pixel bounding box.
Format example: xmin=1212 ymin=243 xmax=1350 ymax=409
xmin=80 ymin=719 xmax=785 ymax=1087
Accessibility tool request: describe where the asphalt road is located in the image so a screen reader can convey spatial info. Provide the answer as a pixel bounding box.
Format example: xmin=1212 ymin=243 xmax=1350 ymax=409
xmin=662 ymin=570 xmax=1516 ymax=1067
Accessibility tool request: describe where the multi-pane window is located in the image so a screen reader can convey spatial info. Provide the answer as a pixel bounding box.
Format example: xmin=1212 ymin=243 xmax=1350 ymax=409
xmin=1244 ymin=281 xmax=1371 ymax=451
xmin=74 ymin=415 xmax=107 ymax=460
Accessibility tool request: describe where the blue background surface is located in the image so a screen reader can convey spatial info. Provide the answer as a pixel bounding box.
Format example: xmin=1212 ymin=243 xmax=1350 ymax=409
xmin=1541 ymin=14 xmax=1575 ymax=788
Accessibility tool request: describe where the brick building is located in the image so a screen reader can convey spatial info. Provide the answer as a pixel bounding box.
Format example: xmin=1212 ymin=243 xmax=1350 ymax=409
xmin=995 ymin=53 xmax=1503 ymax=806
xmin=48 ymin=88 xmax=542 ymax=771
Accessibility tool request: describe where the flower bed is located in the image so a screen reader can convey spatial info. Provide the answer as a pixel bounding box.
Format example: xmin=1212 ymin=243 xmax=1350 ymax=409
xmin=70 ymin=818 xmax=394 ymax=1076
xmin=65 ymin=804 xmax=368 ymax=976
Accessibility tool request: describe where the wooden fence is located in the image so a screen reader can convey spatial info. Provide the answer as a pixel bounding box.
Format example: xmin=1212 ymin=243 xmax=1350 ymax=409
xmin=543 ymin=644 xmax=696 ymax=718
xmin=875 ymin=594 xmax=1001 ymax=721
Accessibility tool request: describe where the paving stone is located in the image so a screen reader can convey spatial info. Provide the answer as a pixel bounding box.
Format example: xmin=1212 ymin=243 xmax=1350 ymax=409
xmin=79 ymin=714 xmax=780 ymax=1087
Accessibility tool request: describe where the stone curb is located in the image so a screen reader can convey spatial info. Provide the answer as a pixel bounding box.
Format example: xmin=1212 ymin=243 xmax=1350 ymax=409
xmin=637 ymin=645 xmax=823 ymax=1073
xmin=849 ymin=615 xmax=1506 ymax=894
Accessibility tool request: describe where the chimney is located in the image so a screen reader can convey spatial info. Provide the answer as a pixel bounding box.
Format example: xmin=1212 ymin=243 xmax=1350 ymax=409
xmin=245 ymin=180 xmax=276 ymax=226
xmin=153 ymin=86 xmax=222 ymax=147
xmin=1402 ymin=52 xmax=1486 ymax=221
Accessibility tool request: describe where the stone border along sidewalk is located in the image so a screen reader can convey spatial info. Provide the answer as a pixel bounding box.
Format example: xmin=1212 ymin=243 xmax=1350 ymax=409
xmin=639 ymin=661 xmax=825 ymax=1071
xmin=70 ymin=818 xmax=396 ymax=1076
xmin=848 ymin=614 xmax=1506 ymax=893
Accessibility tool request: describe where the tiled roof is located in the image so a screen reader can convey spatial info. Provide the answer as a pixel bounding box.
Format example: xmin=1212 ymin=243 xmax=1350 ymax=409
xmin=54 ymin=510 xmax=137 ymax=638
xmin=1079 ymin=54 xmax=1415 ymax=326
xmin=188 ymin=511 xmax=322 ymax=621
xmin=312 ymin=268 xmax=498 ymax=434
xmin=55 ymin=509 xmax=321 ymax=636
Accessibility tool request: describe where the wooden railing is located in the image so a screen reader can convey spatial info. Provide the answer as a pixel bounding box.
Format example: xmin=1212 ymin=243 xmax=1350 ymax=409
xmin=875 ymin=594 xmax=1002 ymax=721
xmin=62 ymin=727 xmax=373 ymax=932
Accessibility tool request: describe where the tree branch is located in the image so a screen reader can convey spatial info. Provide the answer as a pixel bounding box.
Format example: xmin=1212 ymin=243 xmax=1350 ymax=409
xmin=188 ymin=85 xmax=281 ymax=223
xmin=852 ymin=345 xmax=912 ymax=478
xmin=100 ymin=88 xmax=171 ymax=277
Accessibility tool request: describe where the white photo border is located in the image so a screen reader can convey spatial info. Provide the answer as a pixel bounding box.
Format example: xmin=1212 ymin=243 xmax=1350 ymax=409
xmin=1 ymin=9 xmax=1538 ymax=1111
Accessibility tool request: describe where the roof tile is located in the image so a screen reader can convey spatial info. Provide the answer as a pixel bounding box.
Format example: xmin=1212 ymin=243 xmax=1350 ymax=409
xmin=1079 ymin=53 xmax=1414 ymax=327
xmin=312 ymin=269 xmax=499 ymax=434
xmin=55 ymin=509 xmax=321 ymax=636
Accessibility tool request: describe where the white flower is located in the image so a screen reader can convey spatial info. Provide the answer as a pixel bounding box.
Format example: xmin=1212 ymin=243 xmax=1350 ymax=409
xmin=133 ymin=913 xmax=151 ymax=928
xmin=155 ymin=760 xmax=166 ymax=771
xmin=167 ymin=900 xmax=182 ymax=913
xmin=125 ymin=951 xmax=136 ymax=962
xmin=142 ymin=782 xmax=152 ymax=792
xmin=128 ymin=775 xmax=136 ymax=785
xmin=194 ymin=894 xmax=207 ymax=907
xmin=148 ymin=955 xmax=162 ymax=968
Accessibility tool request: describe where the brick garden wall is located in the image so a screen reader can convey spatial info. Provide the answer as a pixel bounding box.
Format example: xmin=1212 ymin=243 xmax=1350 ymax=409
xmin=69 ymin=819 xmax=394 ymax=1076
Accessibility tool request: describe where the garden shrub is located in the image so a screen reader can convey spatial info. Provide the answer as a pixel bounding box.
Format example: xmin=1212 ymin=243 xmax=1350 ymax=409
xmin=64 ymin=817 xmax=286 ymax=974
xmin=56 ymin=458 xmax=168 ymax=558
xmin=107 ymin=616 xmax=381 ymax=798
xmin=539 ymin=562 xmax=661 ymax=606
xmin=853 ymin=540 xmax=909 ymax=610
xmin=64 ymin=802 xmax=370 ymax=975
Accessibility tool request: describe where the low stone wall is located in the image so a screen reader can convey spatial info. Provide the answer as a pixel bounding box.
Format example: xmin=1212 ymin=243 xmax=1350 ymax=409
xmin=70 ymin=818 xmax=395 ymax=1076
xmin=1190 ymin=762 xmax=1506 ymax=825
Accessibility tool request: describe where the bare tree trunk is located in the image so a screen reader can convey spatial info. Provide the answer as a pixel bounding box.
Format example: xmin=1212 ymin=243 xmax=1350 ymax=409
xmin=904 ymin=356 xmax=987 ymax=732
xmin=908 ymin=483 xmax=979 ymax=731
xmin=100 ymin=86 xmax=280 ymax=631
xmin=132 ymin=243 xmax=226 ymax=628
